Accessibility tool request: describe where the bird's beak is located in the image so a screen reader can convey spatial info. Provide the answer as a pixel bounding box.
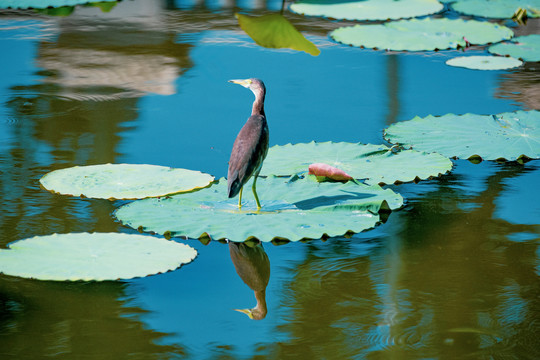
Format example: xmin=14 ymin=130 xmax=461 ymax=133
xmin=228 ymin=79 xmax=252 ymax=88
xmin=234 ymin=308 xmax=254 ymax=319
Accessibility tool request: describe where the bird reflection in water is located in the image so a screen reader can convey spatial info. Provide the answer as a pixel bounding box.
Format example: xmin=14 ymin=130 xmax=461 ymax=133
xmin=228 ymin=241 xmax=270 ymax=320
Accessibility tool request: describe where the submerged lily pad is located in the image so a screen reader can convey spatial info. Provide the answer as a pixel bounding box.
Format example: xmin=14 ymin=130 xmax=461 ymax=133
xmin=0 ymin=233 xmax=197 ymax=281
xmin=290 ymin=0 xmax=443 ymax=21
xmin=114 ymin=176 xmax=404 ymax=242
xmin=259 ymin=142 xmax=452 ymax=185
xmin=384 ymin=110 xmax=540 ymax=161
xmin=236 ymin=13 xmax=320 ymax=56
xmin=489 ymin=35 xmax=540 ymax=62
xmin=330 ymin=18 xmax=513 ymax=51
xmin=446 ymin=55 xmax=522 ymax=70
xmin=451 ymin=0 xmax=540 ymax=19
xmin=40 ymin=164 xmax=214 ymax=200
xmin=0 ymin=0 xmax=115 ymax=8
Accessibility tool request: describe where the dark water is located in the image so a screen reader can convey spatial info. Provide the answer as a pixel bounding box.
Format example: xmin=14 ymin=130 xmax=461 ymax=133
xmin=0 ymin=0 xmax=539 ymax=358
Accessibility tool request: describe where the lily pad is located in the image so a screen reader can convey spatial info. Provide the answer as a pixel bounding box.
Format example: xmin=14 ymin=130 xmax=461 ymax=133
xmin=384 ymin=110 xmax=540 ymax=161
xmin=489 ymin=35 xmax=540 ymax=62
xmin=114 ymin=176 xmax=404 ymax=242
xmin=0 ymin=0 xmax=115 ymax=9
xmin=451 ymin=0 xmax=540 ymax=19
xmin=446 ymin=55 xmax=523 ymax=70
xmin=236 ymin=13 xmax=320 ymax=56
xmin=39 ymin=164 xmax=214 ymax=200
xmin=0 ymin=233 xmax=197 ymax=281
xmin=290 ymin=0 xmax=443 ymax=21
xmin=259 ymin=142 xmax=452 ymax=185
xmin=330 ymin=18 xmax=514 ymax=51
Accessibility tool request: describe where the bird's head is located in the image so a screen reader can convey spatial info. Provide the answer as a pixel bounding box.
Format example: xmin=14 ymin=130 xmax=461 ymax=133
xmin=234 ymin=307 xmax=267 ymax=320
xmin=228 ymin=78 xmax=265 ymax=93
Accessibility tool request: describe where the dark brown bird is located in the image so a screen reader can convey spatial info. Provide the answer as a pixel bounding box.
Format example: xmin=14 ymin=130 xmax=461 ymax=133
xmin=227 ymin=78 xmax=269 ymax=210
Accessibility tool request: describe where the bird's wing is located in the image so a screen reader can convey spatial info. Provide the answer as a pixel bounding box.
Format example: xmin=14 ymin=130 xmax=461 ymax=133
xmin=228 ymin=114 xmax=268 ymax=198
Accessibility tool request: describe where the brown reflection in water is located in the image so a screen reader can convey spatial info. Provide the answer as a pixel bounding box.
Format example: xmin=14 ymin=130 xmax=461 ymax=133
xmin=0 ymin=1 xmax=194 ymax=246
xmin=0 ymin=278 xmax=185 ymax=358
xmin=229 ymin=241 xmax=270 ymax=320
xmin=496 ymin=62 xmax=540 ymax=110
xmin=274 ymin=164 xmax=539 ymax=358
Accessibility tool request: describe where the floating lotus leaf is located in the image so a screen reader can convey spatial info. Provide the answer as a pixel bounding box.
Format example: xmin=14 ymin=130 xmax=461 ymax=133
xmin=40 ymin=164 xmax=214 ymax=200
xmin=259 ymin=142 xmax=452 ymax=185
xmin=0 ymin=233 xmax=197 ymax=281
xmin=236 ymin=13 xmax=320 ymax=56
xmin=489 ymin=35 xmax=540 ymax=62
xmin=330 ymin=18 xmax=513 ymax=51
xmin=446 ymin=55 xmax=523 ymax=70
xmin=384 ymin=110 xmax=540 ymax=161
xmin=0 ymin=0 xmax=115 ymax=9
xmin=290 ymin=0 xmax=443 ymax=21
xmin=451 ymin=0 xmax=540 ymax=19
xmin=114 ymin=176 xmax=404 ymax=242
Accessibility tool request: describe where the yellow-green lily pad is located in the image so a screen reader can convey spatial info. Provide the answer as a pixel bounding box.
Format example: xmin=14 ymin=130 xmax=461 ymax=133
xmin=236 ymin=13 xmax=320 ymax=56
xmin=40 ymin=164 xmax=214 ymax=200
xmin=114 ymin=176 xmax=404 ymax=242
xmin=0 ymin=233 xmax=197 ymax=281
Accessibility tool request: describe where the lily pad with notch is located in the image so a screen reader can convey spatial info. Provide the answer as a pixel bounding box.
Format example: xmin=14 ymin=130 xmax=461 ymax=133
xmin=451 ymin=0 xmax=540 ymax=19
xmin=114 ymin=176 xmax=404 ymax=243
xmin=384 ymin=110 xmax=540 ymax=162
xmin=259 ymin=142 xmax=452 ymax=185
xmin=488 ymin=34 xmax=540 ymax=62
xmin=290 ymin=0 xmax=443 ymax=21
xmin=330 ymin=18 xmax=514 ymax=51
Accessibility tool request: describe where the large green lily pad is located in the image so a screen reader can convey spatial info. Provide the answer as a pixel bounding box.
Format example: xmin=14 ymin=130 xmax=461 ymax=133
xmin=236 ymin=13 xmax=320 ymax=56
xmin=259 ymin=142 xmax=452 ymax=185
xmin=384 ymin=110 xmax=540 ymax=161
xmin=451 ymin=0 xmax=540 ymax=19
xmin=40 ymin=164 xmax=214 ymax=200
xmin=0 ymin=233 xmax=197 ymax=281
xmin=489 ymin=35 xmax=540 ymax=62
xmin=330 ymin=18 xmax=514 ymax=51
xmin=289 ymin=0 xmax=443 ymax=21
xmin=446 ymin=55 xmax=522 ymax=70
xmin=114 ymin=176 xmax=404 ymax=242
xmin=0 ymin=0 xmax=115 ymax=8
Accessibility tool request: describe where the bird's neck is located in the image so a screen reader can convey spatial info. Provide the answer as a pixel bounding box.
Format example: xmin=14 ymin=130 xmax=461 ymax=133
xmin=253 ymin=289 xmax=268 ymax=319
xmin=251 ymin=89 xmax=265 ymax=116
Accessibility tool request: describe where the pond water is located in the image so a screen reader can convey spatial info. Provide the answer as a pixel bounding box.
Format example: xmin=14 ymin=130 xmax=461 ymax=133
xmin=0 ymin=0 xmax=539 ymax=359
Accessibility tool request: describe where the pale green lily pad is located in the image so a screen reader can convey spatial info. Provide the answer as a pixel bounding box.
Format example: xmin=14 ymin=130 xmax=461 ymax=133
xmin=489 ymin=35 xmax=540 ymax=62
xmin=446 ymin=55 xmax=522 ymax=70
xmin=40 ymin=164 xmax=214 ymax=200
xmin=330 ymin=18 xmax=513 ymax=51
xmin=259 ymin=142 xmax=452 ymax=185
xmin=0 ymin=0 xmax=115 ymax=8
xmin=384 ymin=110 xmax=540 ymax=161
xmin=114 ymin=176 xmax=404 ymax=242
xmin=452 ymin=0 xmax=540 ymax=19
xmin=236 ymin=13 xmax=320 ymax=56
xmin=0 ymin=233 xmax=197 ymax=281
xmin=290 ymin=0 xmax=443 ymax=21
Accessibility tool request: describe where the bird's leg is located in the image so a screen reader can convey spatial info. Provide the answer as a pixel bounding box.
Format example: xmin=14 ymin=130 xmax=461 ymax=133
xmin=238 ymin=187 xmax=243 ymax=209
xmin=252 ymin=175 xmax=261 ymax=210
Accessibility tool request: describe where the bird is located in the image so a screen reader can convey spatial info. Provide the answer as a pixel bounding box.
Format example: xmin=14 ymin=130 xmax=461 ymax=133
xmin=227 ymin=78 xmax=269 ymax=210
xmin=229 ymin=241 xmax=270 ymax=320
